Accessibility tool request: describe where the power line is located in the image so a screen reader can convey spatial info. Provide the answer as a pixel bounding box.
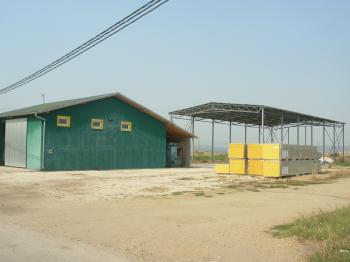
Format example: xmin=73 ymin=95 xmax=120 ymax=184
xmin=2 ymin=0 xmax=165 ymax=93
xmin=0 ymin=0 xmax=170 ymax=95
xmin=2 ymin=0 xmax=162 ymax=93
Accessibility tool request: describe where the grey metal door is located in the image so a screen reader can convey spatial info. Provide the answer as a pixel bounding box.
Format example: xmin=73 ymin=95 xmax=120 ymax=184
xmin=5 ymin=118 xmax=27 ymax=168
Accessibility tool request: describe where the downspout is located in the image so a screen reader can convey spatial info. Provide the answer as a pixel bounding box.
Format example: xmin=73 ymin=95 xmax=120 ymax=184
xmin=34 ymin=113 xmax=46 ymax=171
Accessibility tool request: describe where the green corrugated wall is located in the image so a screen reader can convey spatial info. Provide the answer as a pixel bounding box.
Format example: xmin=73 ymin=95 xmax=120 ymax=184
xmin=0 ymin=121 xmax=4 ymax=165
xmin=43 ymin=97 xmax=166 ymax=171
xmin=26 ymin=117 xmax=42 ymax=170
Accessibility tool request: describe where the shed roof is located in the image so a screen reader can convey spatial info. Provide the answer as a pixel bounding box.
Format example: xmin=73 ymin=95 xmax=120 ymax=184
xmin=0 ymin=92 xmax=193 ymax=138
xmin=170 ymin=102 xmax=345 ymax=127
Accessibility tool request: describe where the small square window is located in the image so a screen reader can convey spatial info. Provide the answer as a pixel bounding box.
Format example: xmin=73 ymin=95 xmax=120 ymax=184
xmin=121 ymin=121 xmax=132 ymax=132
xmin=91 ymin=119 xmax=104 ymax=130
xmin=57 ymin=115 xmax=71 ymax=128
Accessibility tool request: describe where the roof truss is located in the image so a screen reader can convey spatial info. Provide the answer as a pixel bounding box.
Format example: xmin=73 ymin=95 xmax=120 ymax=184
xmin=170 ymin=102 xmax=344 ymax=128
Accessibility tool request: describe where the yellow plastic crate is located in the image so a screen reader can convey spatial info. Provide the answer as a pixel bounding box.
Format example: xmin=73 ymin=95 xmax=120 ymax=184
xmin=247 ymin=144 xmax=281 ymax=160
xmin=215 ymin=164 xmax=230 ymax=174
xmin=247 ymin=144 xmax=263 ymax=159
xmin=229 ymin=159 xmax=246 ymax=175
xmin=228 ymin=143 xmax=246 ymax=159
xmin=262 ymin=144 xmax=281 ymax=160
xmin=262 ymin=160 xmax=281 ymax=177
xmin=247 ymin=160 xmax=264 ymax=176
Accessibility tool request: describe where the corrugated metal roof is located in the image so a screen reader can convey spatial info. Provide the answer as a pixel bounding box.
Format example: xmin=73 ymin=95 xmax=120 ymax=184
xmin=0 ymin=93 xmax=115 ymax=118
xmin=0 ymin=92 xmax=193 ymax=138
xmin=170 ymin=102 xmax=345 ymax=127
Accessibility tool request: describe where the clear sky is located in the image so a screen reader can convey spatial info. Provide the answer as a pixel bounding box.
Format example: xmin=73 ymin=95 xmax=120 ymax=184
xmin=0 ymin=0 xmax=349 ymax=149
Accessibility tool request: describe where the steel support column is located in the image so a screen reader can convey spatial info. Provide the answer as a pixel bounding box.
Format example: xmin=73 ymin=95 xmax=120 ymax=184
xmin=191 ymin=117 xmax=195 ymax=161
xmin=287 ymin=127 xmax=290 ymax=144
xmin=343 ymin=124 xmax=345 ymax=163
xmin=261 ymin=107 xmax=265 ymax=143
xmin=297 ymin=117 xmax=300 ymax=145
xmin=211 ymin=119 xmax=214 ymax=164
xmin=270 ymin=127 xmax=274 ymax=143
xmin=258 ymin=125 xmax=261 ymax=144
xmin=323 ymin=122 xmax=325 ymax=163
xmin=244 ymin=123 xmax=247 ymax=144
xmin=305 ymin=125 xmax=307 ymax=145
xmin=333 ymin=124 xmax=336 ymax=154
xmin=281 ymin=113 xmax=284 ymax=144
xmin=229 ymin=121 xmax=232 ymax=144
xmin=311 ymin=121 xmax=314 ymax=146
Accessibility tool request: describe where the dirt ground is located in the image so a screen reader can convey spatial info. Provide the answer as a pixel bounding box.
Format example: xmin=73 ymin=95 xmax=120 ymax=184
xmin=1 ymin=166 xmax=350 ymax=262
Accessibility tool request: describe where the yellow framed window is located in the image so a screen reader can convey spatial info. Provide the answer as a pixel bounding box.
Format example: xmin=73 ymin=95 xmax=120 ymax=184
xmin=91 ymin=119 xmax=104 ymax=130
xmin=121 ymin=121 xmax=132 ymax=132
xmin=57 ymin=115 xmax=71 ymax=128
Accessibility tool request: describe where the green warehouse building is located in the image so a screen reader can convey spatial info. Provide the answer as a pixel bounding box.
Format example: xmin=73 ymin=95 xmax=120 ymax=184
xmin=0 ymin=93 xmax=192 ymax=171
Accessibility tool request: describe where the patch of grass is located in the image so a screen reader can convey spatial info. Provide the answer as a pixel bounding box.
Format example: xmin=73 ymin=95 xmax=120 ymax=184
xmin=178 ymin=177 xmax=196 ymax=181
xmin=333 ymin=155 xmax=350 ymax=167
xmin=272 ymin=206 xmax=350 ymax=262
xmin=220 ymin=170 xmax=350 ymax=193
xmin=318 ymin=170 xmax=330 ymax=174
xmin=172 ymin=191 xmax=184 ymax=196
xmin=226 ymin=184 xmax=239 ymax=189
xmin=269 ymin=184 xmax=289 ymax=189
xmin=335 ymin=161 xmax=350 ymax=167
xmin=267 ymin=179 xmax=328 ymax=189
xmin=328 ymin=170 xmax=350 ymax=180
xmin=193 ymin=192 xmax=205 ymax=197
xmin=286 ymin=180 xmax=315 ymax=186
xmin=309 ymin=238 xmax=350 ymax=262
xmin=193 ymin=151 xmax=228 ymax=163
xmin=247 ymin=188 xmax=260 ymax=192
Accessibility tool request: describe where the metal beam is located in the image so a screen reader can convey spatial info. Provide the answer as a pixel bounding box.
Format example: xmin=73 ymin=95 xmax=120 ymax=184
xmin=244 ymin=123 xmax=247 ymax=144
xmin=258 ymin=125 xmax=261 ymax=144
xmin=287 ymin=127 xmax=290 ymax=144
xmin=170 ymin=114 xmax=341 ymax=129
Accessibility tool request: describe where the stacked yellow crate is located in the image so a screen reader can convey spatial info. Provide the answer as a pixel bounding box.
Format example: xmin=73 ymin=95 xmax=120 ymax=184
xmin=260 ymin=144 xmax=281 ymax=177
xmin=215 ymin=144 xmax=321 ymax=177
xmin=248 ymin=144 xmax=321 ymax=177
xmin=262 ymin=159 xmax=282 ymax=177
xmin=228 ymin=144 xmax=246 ymax=175
xmin=214 ymin=164 xmax=230 ymax=174
xmin=247 ymin=144 xmax=264 ymax=176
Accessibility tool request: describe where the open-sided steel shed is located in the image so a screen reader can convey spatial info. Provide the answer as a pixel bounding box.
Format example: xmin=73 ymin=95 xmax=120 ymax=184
xmin=170 ymin=102 xmax=345 ymax=163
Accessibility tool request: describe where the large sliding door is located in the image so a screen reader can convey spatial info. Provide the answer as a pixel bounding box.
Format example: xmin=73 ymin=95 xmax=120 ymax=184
xmin=26 ymin=118 xmax=43 ymax=170
xmin=0 ymin=122 xmax=4 ymax=165
xmin=5 ymin=118 xmax=27 ymax=168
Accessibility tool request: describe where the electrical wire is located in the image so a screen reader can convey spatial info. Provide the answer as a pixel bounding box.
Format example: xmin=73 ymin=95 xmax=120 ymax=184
xmin=0 ymin=0 xmax=170 ymax=95
xmin=1 ymin=0 xmax=161 ymax=93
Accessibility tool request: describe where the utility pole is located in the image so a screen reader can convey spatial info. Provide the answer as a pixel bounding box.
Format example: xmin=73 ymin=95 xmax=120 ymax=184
xmin=41 ymin=93 xmax=46 ymax=104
